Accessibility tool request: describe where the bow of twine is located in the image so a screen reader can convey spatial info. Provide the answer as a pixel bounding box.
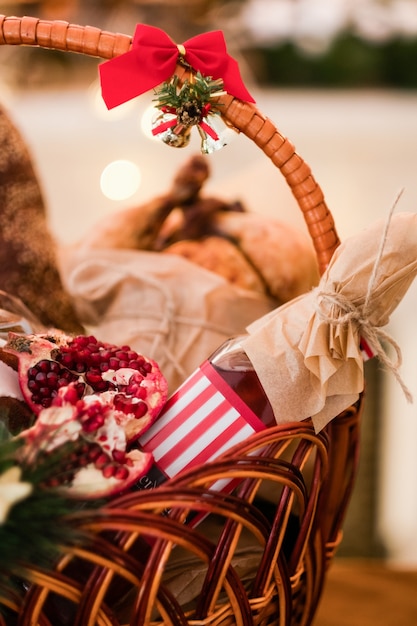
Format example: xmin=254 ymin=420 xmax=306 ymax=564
xmin=316 ymin=189 xmax=413 ymax=404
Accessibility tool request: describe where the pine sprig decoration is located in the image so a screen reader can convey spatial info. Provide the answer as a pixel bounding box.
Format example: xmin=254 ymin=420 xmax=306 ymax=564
xmin=0 ymin=426 xmax=98 ymax=590
xmin=0 ymin=423 xmax=22 ymax=474
xmin=155 ymin=72 xmax=224 ymax=109
xmin=0 ymin=490 xmax=86 ymax=579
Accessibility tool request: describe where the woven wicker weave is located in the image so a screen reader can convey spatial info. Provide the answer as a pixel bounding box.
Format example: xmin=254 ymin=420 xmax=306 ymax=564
xmin=0 ymin=15 xmax=364 ymax=626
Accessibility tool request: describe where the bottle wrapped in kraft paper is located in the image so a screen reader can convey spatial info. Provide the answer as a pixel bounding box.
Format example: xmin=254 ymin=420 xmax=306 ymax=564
xmin=241 ymin=211 xmax=417 ymax=432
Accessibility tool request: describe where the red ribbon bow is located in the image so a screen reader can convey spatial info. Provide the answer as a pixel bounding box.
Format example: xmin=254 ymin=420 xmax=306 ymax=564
xmin=99 ymin=24 xmax=255 ymax=109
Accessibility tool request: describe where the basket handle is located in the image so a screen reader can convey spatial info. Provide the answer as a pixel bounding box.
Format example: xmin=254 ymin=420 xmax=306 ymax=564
xmin=0 ymin=14 xmax=340 ymax=274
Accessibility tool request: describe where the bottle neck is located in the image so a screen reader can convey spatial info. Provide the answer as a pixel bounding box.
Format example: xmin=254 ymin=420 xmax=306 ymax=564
xmin=209 ymin=335 xmax=254 ymax=371
xmin=208 ymin=335 xmax=274 ymax=426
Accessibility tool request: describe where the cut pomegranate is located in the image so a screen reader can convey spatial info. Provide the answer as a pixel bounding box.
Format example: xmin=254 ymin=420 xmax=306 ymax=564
xmin=1 ymin=333 xmax=168 ymax=442
xmin=21 ymin=402 xmax=153 ymax=498
xmin=0 ymin=333 xmax=169 ymax=498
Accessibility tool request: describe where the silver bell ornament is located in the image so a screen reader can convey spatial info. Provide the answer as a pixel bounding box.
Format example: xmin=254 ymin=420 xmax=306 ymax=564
xmin=151 ymin=111 xmax=192 ymax=148
xmin=151 ymin=109 xmax=235 ymax=153
xmin=198 ymin=114 xmax=236 ymax=154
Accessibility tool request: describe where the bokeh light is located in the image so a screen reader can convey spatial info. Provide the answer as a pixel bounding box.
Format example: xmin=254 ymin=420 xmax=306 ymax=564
xmin=100 ymin=160 xmax=142 ymax=201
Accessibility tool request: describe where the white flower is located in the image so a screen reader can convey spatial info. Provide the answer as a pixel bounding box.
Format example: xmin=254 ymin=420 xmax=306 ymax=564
xmin=0 ymin=466 xmax=33 ymax=524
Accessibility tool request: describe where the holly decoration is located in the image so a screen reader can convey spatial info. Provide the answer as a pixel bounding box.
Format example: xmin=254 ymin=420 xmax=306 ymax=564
xmin=152 ymin=72 xmax=232 ymax=153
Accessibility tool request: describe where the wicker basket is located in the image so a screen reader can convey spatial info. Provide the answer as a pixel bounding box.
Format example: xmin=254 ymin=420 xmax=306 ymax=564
xmin=0 ymin=15 xmax=364 ymax=626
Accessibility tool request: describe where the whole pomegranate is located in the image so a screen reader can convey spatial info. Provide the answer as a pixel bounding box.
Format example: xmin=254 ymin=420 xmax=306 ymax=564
xmin=0 ymin=333 xmax=168 ymax=498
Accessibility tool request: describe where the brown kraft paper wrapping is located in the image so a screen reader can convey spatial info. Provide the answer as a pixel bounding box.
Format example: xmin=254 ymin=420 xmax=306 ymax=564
xmin=242 ymin=212 xmax=417 ymax=432
xmin=61 ymin=248 xmax=276 ymax=392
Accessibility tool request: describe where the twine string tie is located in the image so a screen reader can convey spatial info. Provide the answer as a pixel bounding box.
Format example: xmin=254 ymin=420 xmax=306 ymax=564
xmin=316 ymin=188 xmax=412 ymax=403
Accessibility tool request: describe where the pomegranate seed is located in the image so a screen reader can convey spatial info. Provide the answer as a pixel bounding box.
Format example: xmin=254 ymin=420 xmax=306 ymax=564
xmin=89 ymin=352 xmax=102 ymax=366
xmin=113 ymin=394 xmax=128 ymax=410
xmin=35 ymin=372 xmax=47 ymax=384
xmin=108 ymin=357 xmax=119 ymax=369
xmin=85 ymin=371 xmax=104 ymax=385
xmin=126 ymin=381 xmax=146 ymax=397
xmin=133 ymin=401 xmax=148 ymax=419
xmin=82 ymin=420 xmax=98 ymax=433
xmin=112 ymin=449 xmax=126 ymax=464
xmin=129 ymin=359 xmax=143 ymax=371
xmin=61 ymin=385 xmax=83 ymax=404
xmin=75 ymin=382 xmax=85 ymax=396
xmin=95 ymin=453 xmax=110 ymax=469
xmin=114 ymin=466 xmax=129 ymax=480
xmin=59 ymin=353 xmax=73 ymax=367
xmin=102 ymin=464 xmax=117 ymax=478
xmin=94 ymin=414 xmax=106 ymax=428
xmin=46 ymin=372 xmax=59 ymax=386
xmin=88 ymin=444 xmax=103 ymax=461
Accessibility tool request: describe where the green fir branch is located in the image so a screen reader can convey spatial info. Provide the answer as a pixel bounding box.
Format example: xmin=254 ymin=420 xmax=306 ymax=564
xmin=154 ymin=72 xmax=225 ymax=111
xmin=0 ymin=434 xmax=100 ymax=588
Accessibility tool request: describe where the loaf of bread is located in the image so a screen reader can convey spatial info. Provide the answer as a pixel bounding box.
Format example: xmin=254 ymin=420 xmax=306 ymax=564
xmin=80 ymin=155 xmax=319 ymax=305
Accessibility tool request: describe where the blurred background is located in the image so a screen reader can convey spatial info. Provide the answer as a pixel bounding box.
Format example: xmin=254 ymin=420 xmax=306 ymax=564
xmin=1 ymin=0 xmax=417 ymax=570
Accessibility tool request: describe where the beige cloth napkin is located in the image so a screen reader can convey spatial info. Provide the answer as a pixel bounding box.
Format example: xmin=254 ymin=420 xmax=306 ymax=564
xmin=241 ymin=212 xmax=417 ymax=432
xmin=61 ymin=248 xmax=276 ymax=393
